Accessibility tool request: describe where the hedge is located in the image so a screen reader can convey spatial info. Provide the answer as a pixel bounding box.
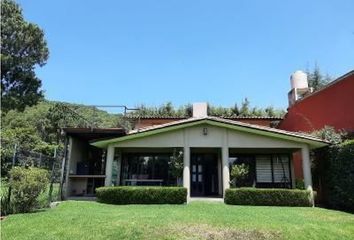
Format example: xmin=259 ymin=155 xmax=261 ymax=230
xmin=224 ymin=188 xmax=313 ymax=207
xmin=96 ymin=186 xmax=187 ymax=204
xmin=325 ymin=140 xmax=354 ymax=212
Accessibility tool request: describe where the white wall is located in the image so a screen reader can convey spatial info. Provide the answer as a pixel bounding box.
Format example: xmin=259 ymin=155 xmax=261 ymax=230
xmin=111 ymin=124 xmax=303 ymax=149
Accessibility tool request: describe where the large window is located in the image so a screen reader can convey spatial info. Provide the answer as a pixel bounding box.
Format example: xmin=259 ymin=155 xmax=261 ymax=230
xmin=229 ymin=153 xmax=292 ymax=188
xmin=120 ymin=153 xmax=178 ymax=186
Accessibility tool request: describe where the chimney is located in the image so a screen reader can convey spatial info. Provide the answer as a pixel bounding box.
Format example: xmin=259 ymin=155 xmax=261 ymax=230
xmin=288 ymin=70 xmax=312 ymax=107
xmin=192 ymin=102 xmax=208 ymax=118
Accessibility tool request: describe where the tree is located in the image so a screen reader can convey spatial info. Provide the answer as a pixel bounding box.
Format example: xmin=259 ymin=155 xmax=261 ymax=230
xmin=239 ymin=98 xmax=250 ymax=116
xmin=306 ymin=65 xmax=332 ymax=91
xmin=1 ymin=0 xmax=49 ymax=112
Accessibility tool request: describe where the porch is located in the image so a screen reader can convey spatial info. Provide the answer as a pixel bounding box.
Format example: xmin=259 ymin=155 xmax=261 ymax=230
xmin=103 ymin=146 xmax=311 ymax=200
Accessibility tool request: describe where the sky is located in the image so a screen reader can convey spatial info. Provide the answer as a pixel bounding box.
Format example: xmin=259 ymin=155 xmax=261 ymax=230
xmin=18 ymin=0 xmax=354 ymax=113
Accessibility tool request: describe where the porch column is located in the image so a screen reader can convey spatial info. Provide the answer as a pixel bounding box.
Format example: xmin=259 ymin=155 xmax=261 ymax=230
xmin=183 ymin=146 xmax=190 ymax=200
xmin=116 ymin=150 xmax=122 ymax=186
xmin=301 ymin=144 xmax=314 ymax=206
xmin=105 ymin=145 xmax=115 ymax=186
xmin=301 ymin=145 xmax=312 ymax=190
xmin=222 ymin=146 xmax=230 ymax=195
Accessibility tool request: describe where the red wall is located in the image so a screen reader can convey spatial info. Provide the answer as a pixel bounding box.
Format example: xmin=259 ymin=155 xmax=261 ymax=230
xmin=279 ymin=72 xmax=354 ymax=133
xmin=279 ymin=71 xmax=354 ymax=183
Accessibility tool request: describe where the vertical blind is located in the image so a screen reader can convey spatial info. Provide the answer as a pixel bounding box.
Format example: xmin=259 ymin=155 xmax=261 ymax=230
xmin=255 ymin=155 xmax=272 ymax=182
xmin=256 ymin=155 xmax=290 ymax=183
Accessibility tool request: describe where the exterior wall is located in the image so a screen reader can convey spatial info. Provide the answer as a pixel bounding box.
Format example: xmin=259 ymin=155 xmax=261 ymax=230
xmin=107 ymin=123 xmax=311 ymax=199
xmin=65 ymin=137 xmax=88 ymax=197
xmin=279 ymin=72 xmax=354 ymax=133
xmin=68 ymin=138 xmax=87 ymax=175
xmin=111 ymin=124 xmax=302 ymax=149
xmin=279 ymin=71 xmax=354 ymax=191
xmin=292 ymin=150 xmax=303 ymax=180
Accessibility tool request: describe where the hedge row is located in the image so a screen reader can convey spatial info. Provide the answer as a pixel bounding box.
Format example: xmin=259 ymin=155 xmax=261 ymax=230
xmin=325 ymin=140 xmax=354 ymax=212
xmin=96 ymin=186 xmax=187 ymax=204
xmin=224 ymin=188 xmax=313 ymax=207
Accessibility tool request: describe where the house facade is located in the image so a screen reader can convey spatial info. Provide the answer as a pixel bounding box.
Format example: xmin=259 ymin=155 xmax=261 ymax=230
xmin=62 ymin=103 xmax=327 ymax=201
xmin=278 ymin=70 xmax=354 ymax=183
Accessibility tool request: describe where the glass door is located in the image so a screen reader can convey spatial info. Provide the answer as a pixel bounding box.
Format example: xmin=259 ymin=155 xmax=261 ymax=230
xmin=191 ymin=154 xmax=204 ymax=196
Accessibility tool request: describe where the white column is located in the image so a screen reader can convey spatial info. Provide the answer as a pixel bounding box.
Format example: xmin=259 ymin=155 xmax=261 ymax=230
xmin=222 ymin=146 xmax=230 ymax=195
xmin=116 ymin=150 xmax=122 ymax=186
xmin=183 ymin=146 xmax=190 ymax=200
xmin=64 ymin=136 xmax=73 ymax=199
xmin=301 ymin=145 xmax=312 ymax=190
xmin=105 ymin=145 xmax=115 ymax=186
xmin=301 ymin=144 xmax=314 ymax=206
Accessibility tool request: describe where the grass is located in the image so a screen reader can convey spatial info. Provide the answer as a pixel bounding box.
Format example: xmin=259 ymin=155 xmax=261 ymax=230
xmin=1 ymin=201 xmax=354 ymax=240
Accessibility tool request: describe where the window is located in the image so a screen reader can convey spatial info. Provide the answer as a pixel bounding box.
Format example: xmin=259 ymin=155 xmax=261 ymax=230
xmin=256 ymin=154 xmax=291 ymax=185
xmin=229 ymin=155 xmax=256 ymax=187
xmin=120 ymin=153 xmax=177 ymax=186
xmin=256 ymin=155 xmax=272 ymax=183
xmin=273 ymin=155 xmax=290 ymax=183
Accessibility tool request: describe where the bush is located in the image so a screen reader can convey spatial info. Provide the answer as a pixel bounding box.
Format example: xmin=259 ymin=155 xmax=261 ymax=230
xmin=224 ymin=188 xmax=312 ymax=207
xmin=230 ymin=163 xmax=249 ymax=188
xmin=325 ymin=140 xmax=354 ymax=212
xmin=96 ymin=186 xmax=187 ymax=204
xmin=9 ymin=167 xmax=49 ymax=213
xmin=1 ymin=187 xmax=13 ymax=216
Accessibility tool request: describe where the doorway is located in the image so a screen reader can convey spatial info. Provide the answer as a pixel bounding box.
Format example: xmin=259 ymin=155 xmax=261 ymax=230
xmin=190 ymin=152 xmax=219 ymax=197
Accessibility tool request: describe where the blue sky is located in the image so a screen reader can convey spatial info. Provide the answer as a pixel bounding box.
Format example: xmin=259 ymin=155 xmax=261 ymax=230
xmin=19 ymin=0 xmax=354 ymax=112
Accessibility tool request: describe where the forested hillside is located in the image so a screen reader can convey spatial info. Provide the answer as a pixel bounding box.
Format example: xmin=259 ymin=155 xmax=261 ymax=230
xmin=1 ymin=99 xmax=285 ymax=160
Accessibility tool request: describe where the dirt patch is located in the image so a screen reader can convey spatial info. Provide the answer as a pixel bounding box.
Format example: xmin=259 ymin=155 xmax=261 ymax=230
xmin=164 ymin=223 xmax=282 ymax=240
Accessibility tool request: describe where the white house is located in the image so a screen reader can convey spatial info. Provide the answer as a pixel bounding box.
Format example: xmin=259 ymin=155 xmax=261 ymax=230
xmin=62 ymin=103 xmax=328 ymax=201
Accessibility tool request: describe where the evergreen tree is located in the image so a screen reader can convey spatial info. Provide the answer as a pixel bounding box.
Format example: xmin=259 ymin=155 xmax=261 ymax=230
xmin=1 ymin=0 xmax=49 ymax=112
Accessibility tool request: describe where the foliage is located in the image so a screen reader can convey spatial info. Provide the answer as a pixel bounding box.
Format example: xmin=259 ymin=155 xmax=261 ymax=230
xmin=295 ymin=179 xmax=305 ymax=190
xmin=306 ymin=65 xmax=333 ymax=92
xmin=0 ymin=182 xmax=13 ymax=216
xmin=169 ymin=149 xmax=184 ymax=184
xmin=325 ymin=140 xmax=354 ymax=213
xmin=0 ymin=100 xmax=121 ymax=176
xmin=130 ymin=99 xmax=285 ymax=118
xmin=9 ymin=167 xmax=49 ymax=213
xmin=311 ymin=126 xmax=345 ymax=144
xmin=1 ymin=0 xmax=49 ymax=112
xmin=230 ymin=163 xmax=249 ymax=187
xmin=224 ymin=188 xmax=313 ymax=207
xmin=96 ymin=186 xmax=187 ymax=204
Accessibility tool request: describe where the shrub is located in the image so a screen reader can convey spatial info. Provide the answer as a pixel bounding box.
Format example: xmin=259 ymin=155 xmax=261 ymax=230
xmin=325 ymin=140 xmax=354 ymax=212
xmin=295 ymin=179 xmax=305 ymax=190
xmin=9 ymin=167 xmax=49 ymax=213
xmin=230 ymin=163 xmax=249 ymax=188
xmin=224 ymin=188 xmax=312 ymax=207
xmin=96 ymin=186 xmax=187 ymax=204
xmin=1 ymin=187 xmax=13 ymax=216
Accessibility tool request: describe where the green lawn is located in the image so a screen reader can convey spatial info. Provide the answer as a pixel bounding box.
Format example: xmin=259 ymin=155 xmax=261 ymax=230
xmin=2 ymin=201 xmax=354 ymax=240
